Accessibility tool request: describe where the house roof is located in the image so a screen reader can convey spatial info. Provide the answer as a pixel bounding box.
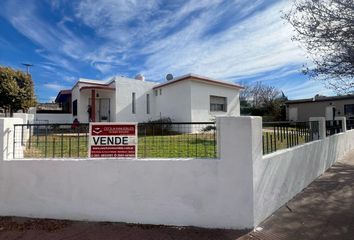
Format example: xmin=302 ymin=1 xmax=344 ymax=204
xmin=55 ymin=89 xmax=72 ymax=103
xmin=152 ymin=73 xmax=244 ymax=90
xmin=72 ymin=77 xmax=116 ymax=90
xmin=286 ymin=95 xmax=354 ymax=104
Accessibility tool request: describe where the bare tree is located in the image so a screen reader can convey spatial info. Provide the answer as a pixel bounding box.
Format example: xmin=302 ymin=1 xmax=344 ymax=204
xmin=250 ymin=82 xmax=281 ymax=108
xmin=284 ymin=0 xmax=354 ymax=94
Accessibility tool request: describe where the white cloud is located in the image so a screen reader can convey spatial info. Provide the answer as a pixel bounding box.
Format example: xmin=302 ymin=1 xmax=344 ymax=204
xmin=43 ymin=83 xmax=67 ymax=91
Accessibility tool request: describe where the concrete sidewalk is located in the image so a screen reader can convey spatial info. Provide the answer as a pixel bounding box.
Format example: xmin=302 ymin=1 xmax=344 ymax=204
xmin=238 ymin=150 xmax=354 ymax=240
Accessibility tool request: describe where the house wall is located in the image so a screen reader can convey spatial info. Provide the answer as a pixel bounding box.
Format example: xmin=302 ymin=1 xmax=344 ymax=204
xmin=287 ymin=98 xmax=354 ymax=121
xmin=190 ymin=80 xmax=240 ymax=122
xmin=115 ymin=77 xmax=156 ymax=122
xmin=153 ymin=80 xmax=192 ymax=122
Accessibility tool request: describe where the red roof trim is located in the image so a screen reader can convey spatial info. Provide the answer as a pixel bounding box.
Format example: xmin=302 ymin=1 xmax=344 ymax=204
xmin=80 ymin=86 xmax=116 ymax=91
xmin=153 ymin=76 xmax=244 ymax=90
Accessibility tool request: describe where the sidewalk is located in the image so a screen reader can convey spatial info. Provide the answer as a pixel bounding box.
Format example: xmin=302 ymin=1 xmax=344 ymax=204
xmin=238 ymin=149 xmax=354 ymax=240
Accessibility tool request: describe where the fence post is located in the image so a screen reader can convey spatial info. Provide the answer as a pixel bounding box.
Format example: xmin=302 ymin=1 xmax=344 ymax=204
xmin=0 ymin=118 xmax=24 ymax=160
xmin=335 ymin=116 xmax=347 ymax=132
xmin=309 ymin=117 xmax=326 ymax=139
xmin=216 ymin=116 xmax=262 ymax=228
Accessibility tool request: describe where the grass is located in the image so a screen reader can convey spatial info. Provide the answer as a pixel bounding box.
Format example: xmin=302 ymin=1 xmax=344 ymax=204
xmin=262 ymin=129 xmax=312 ymax=155
xmin=22 ymin=133 xmax=217 ymax=159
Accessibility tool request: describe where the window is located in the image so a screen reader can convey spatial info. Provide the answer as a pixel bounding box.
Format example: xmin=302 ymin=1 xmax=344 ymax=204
xmin=146 ymin=94 xmax=150 ymax=114
xmin=210 ymin=96 xmax=227 ymax=112
xmin=154 ymin=89 xmax=158 ymax=96
xmin=132 ymin=92 xmax=136 ymax=114
xmin=344 ymin=104 xmax=354 ymax=115
xmin=72 ymin=100 xmax=77 ymax=116
xmin=159 ymin=89 xmax=162 ymax=95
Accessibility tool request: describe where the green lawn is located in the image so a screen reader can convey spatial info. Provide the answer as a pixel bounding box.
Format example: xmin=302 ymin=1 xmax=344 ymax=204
xmin=262 ymin=130 xmax=313 ymax=154
xmin=23 ymin=133 xmax=217 ymax=159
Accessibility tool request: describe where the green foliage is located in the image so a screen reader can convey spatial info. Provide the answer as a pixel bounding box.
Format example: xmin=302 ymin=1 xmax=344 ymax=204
xmin=0 ymin=66 xmax=36 ymax=113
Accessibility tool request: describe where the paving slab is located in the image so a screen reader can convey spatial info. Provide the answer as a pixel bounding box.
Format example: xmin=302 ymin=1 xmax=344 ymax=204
xmin=238 ymin=149 xmax=354 ymax=240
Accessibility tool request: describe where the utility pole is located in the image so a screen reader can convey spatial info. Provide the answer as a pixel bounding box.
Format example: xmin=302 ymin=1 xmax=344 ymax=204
xmin=22 ymin=63 xmax=33 ymax=74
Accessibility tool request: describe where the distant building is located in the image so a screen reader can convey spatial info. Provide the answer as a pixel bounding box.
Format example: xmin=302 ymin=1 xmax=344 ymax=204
xmin=55 ymin=89 xmax=72 ymax=113
xmin=36 ymin=103 xmax=63 ymax=113
xmin=286 ymin=94 xmax=354 ymax=122
xmin=57 ymin=73 xmax=243 ymax=123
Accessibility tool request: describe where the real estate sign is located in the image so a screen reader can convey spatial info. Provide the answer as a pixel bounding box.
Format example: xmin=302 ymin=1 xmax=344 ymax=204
xmin=89 ymin=123 xmax=137 ymax=158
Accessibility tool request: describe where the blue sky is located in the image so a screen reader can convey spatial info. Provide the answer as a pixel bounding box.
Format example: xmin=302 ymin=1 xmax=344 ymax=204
xmin=0 ymin=0 xmax=335 ymax=102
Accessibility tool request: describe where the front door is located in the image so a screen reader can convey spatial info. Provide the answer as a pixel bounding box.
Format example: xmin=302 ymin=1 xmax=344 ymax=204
xmin=99 ymin=98 xmax=110 ymax=122
xmin=88 ymin=98 xmax=111 ymax=122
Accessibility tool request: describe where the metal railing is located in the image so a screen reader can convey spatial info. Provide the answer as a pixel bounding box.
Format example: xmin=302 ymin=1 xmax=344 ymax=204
xmin=325 ymin=120 xmax=343 ymax=136
xmin=347 ymin=119 xmax=354 ymax=130
xmin=262 ymin=121 xmax=320 ymax=155
xmin=13 ymin=122 xmax=217 ymax=159
xmin=13 ymin=123 xmax=89 ymax=159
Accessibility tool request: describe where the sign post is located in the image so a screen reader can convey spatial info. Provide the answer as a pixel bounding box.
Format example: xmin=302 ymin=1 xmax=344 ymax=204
xmin=89 ymin=123 xmax=137 ymax=158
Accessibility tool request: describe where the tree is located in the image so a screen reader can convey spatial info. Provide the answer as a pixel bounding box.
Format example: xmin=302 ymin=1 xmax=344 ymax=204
xmin=240 ymin=82 xmax=287 ymax=120
xmin=284 ymin=0 xmax=354 ymax=94
xmin=0 ymin=66 xmax=36 ymax=115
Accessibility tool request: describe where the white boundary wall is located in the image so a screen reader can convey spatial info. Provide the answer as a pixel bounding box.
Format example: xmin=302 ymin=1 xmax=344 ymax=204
xmin=253 ymin=122 xmax=354 ymax=226
xmin=0 ymin=116 xmax=354 ymax=229
xmin=0 ymin=117 xmax=255 ymax=229
xmin=35 ymin=113 xmax=72 ymax=124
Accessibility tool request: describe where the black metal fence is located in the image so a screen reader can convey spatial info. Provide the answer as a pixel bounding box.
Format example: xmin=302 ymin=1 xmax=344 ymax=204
xmin=347 ymin=119 xmax=354 ymax=130
xmin=13 ymin=122 xmax=217 ymax=159
xmin=13 ymin=123 xmax=89 ymax=159
xmin=325 ymin=120 xmax=343 ymax=136
xmin=262 ymin=121 xmax=320 ymax=155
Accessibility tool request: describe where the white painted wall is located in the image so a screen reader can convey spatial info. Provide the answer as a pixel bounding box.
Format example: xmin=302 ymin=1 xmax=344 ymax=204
xmin=35 ymin=114 xmax=72 ymax=124
xmin=153 ymin=80 xmax=192 ymax=122
xmin=190 ymin=81 xmax=240 ymax=122
xmin=115 ymin=77 xmax=157 ymax=122
xmin=0 ymin=118 xmax=23 ymax=160
xmin=253 ymin=128 xmax=354 ymax=226
xmin=0 ymin=117 xmax=254 ymax=229
xmin=1 ymin=116 xmax=353 ymax=229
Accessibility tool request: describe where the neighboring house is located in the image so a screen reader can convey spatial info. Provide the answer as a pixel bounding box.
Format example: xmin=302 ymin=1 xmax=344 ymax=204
xmin=286 ymin=94 xmax=354 ymax=122
xmin=55 ymin=89 xmax=72 ymax=113
xmin=62 ymin=73 xmax=242 ymax=123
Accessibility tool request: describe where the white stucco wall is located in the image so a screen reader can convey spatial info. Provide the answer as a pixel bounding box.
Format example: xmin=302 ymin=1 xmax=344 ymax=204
xmin=0 ymin=117 xmax=255 ymax=229
xmin=35 ymin=113 xmax=72 ymax=124
xmin=153 ymin=80 xmax=192 ymax=122
xmin=0 ymin=118 xmax=23 ymax=160
xmin=1 ymin=116 xmax=353 ymax=229
xmin=115 ymin=77 xmax=157 ymax=122
xmin=253 ymin=129 xmax=354 ymax=226
xmin=190 ymin=81 xmax=240 ymax=122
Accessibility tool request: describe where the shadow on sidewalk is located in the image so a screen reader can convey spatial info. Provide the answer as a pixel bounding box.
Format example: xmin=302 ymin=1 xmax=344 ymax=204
xmin=239 ymin=162 xmax=354 ymax=240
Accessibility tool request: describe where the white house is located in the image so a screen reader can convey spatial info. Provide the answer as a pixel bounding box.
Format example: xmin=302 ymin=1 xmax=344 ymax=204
xmin=58 ymin=73 xmax=243 ymax=123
